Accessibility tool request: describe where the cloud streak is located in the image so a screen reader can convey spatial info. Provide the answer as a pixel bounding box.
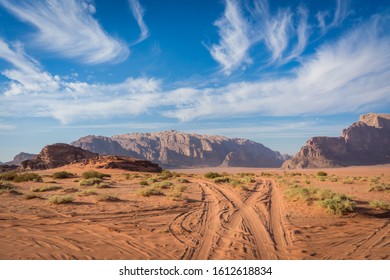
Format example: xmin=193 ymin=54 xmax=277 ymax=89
xmin=129 ymin=0 xmax=150 ymax=44
xmin=0 ymin=14 xmax=389 ymax=125
xmin=0 ymin=0 xmax=129 ymax=64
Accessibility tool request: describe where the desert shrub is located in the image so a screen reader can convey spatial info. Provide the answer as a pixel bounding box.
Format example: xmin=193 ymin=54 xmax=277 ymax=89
xmin=317 ymin=171 xmax=328 ymax=177
xmin=213 ymin=177 xmax=231 ymax=183
xmin=228 ymin=179 xmax=242 ymax=188
xmin=242 ymin=176 xmax=255 ymax=183
xmin=23 ymin=193 xmax=41 ymax=200
xmin=1 ymin=171 xmax=44 ymax=183
xmin=52 ymin=171 xmax=74 ymax=179
xmin=123 ymin=173 xmax=132 ymax=180
xmin=139 ymin=180 xmax=149 ymax=186
xmin=0 ymin=171 xmax=18 ymax=181
xmin=342 ymin=179 xmax=354 ymax=184
xmin=369 ymin=200 xmax=389 ymax=210
xmin=238 ymin=172 xmax=255 ymax=177
xmin=152 ymin=181 xmax=173 ymax=189
xmin=284 ymin=187 xmax=317 ymax=202
xmin=81 ymin=171 xmax=110 ymax=179
xmin=168 ymin=185 xmax=187 ymax=198
xmin=370 ymin=176 xmax=381 ymax=184
xmin=147 ymin=177 xmax=159 ymax=183
xmin=31 ymin=185 xmax=61 ymax=192
xmin=77 ymin=189 xmax=98 ymax=196
xmin=137 ymin=187 xmax=164 ymax=197
xmin=305 ymin=180 xmax=311 ymax=185
xmin=329 ymin=177 xmax=338 ymax=182
xmin=317 ymin=196 xmax=356 ymax=215
xmin=158 ymin=170 xmax=176 ymax=180
xmin=0 ymin=181 xmax=14 ymax=194
xmin=177 ymin=178 xmax=190 ymax=183
xmin=48 ymin=195 xmax=74 ymax=204
xmin=290 ymin=172 xmax=302 ymax=177
xmin=204 ymin=172 xmax=222 ymax=179
xmin=95 ymin=194 xmax=119 ymax=202
xmin=79 ymin=178 xmax=103 ymax=186
xmin=260 ymin=172 xmax=272 ymax=177
xmin=95 ymin=182 xmax=111 ymax=189
xmin=369 ymin=183 xmax=390 ymax=192
xmin=317 ymin=177 xmax=326 ymax=182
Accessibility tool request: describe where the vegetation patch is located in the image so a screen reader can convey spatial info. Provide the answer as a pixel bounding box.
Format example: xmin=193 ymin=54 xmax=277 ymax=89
xmin=168 ymin=185 xmax=187 ymax=198
xmin=81 ymin=171 xmax=111 ymax=179
xmin=48 ymin=195 xmax=74 ymax=204
xmin=369 ymin=200 xmax=389 ymax=210
xmin=0 ymin=172 xmax=42 ymax=182
xmin=79 ymin=178 xmax=103 ymax=186
xmin=204 ymin=172 xmax=222 ymax=179
xmin=152 ymin=181 xmax=173 ymax=189
xmin=369 ymin=183 xmax=390 ymax=192
xmin=23 ymin=193 xmax=41 ymax=200
xmin=158 ymin=170 xmax=177 ymax=180
xmin=317 ymin=171 xmax=328 ymax=177
xmin=177 ymin=178 xmax=190 ymax=183
xmin=31 ymin=185 xmax=61 ymax=192
xmin=137 ymin=187 xmax=164 ymax=197
xmin=139 ymin=180 xmax=149 ymax=186
xmin=284 ymin=186 xmax=356 ymax=215
xmin=0 ymin=181 xmax=15 ymax=194
xmin=52 ymin=171 xmax=75 ymax=179
xmin=77 ymin=189 xmax=98 ymax=196
xmin=95 ymin=194 xmax=120 ymax=202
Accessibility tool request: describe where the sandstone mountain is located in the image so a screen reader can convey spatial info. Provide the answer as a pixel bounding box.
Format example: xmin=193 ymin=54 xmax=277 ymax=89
xmin=72 ymin=130 xmax=286 ymax=168
xmin=68 ymin=155 xmax=162 ymax=173
xmin=20 ymin=143 xmax=99 ymax=170
xmin=283 ymin=113 xmax=390 ymax=169
xmin=5 ymin=152 xmax=36 ymax=166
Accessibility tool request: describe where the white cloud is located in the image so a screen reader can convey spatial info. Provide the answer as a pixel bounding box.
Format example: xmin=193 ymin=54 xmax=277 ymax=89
xmin=129 ymin=0 xmax=150 ymax=44
xmin=0 ymin=14 xmax=389 ymax=126
xmin=208 ymin=0 xmax=252 ymax=75
xmin=317 ymin=0 xmax=348 ymax=34
xmin=0 ymin=0 xmax=129 ymax=64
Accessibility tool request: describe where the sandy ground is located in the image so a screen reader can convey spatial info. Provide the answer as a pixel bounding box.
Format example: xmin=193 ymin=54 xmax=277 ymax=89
xmin=0 ymin=165 xmax=389 ymax=260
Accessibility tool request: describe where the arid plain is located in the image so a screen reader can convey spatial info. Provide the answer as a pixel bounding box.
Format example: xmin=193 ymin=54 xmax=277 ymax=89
xmin=0 ymin=163 xmax=389 ymax=260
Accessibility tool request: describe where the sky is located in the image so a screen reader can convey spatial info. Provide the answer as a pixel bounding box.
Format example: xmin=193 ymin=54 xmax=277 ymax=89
xmin=0 ymin=0 xmax=389 ymax=162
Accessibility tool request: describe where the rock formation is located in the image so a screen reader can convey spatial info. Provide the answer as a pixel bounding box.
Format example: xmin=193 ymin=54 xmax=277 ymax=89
xmin=69 ymin=155 xmax=162 ymax=172
xmin=20 ymin=143 xmax=98 ymax=170
xmin=72 ymin=130 xmax=285 ymax=168
xmin=283 ymin=113 xmax=390 ymax=169
xmin=5 ymin=152 xmax=36 ymax=166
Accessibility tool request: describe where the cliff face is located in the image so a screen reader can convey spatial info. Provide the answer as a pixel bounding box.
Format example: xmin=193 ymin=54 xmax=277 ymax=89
xmin=20 ymin=143 xmax=99 ymax=170
xmin=283 ymin=113 xmax=390 ymax=169
xmin=72 ymin=130 xmax=285 ymax=168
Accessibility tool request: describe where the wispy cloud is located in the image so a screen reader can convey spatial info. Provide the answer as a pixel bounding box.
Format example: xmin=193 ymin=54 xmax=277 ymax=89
xmin=208 ymin=0 xmax=252 ymax=75
xmin=208 ymin=0 xmax=311 ymax=74
xmin=129 ymin=0 xmax=150 ymax=44
xmin=0 ymin=0 xmax=129 ymax=64
xmin=317 ymin=0 xmax=348 ymax=34
xmin=0 ymin=14 xmax=389 ymax=125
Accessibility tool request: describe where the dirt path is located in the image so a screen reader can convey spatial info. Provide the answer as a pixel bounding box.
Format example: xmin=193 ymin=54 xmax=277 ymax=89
xmin=171 ymin=178 xmax=293 ymax=259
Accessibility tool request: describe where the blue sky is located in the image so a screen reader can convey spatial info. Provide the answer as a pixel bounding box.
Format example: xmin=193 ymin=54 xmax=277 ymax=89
xmin=0 ymin=0 xmax=389 ymax=162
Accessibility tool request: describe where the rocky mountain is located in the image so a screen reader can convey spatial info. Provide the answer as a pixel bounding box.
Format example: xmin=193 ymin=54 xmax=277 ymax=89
xmin=68 ymin=155 xmax=162 ymax=173
xmin=283 ymin=113 xmax=390 ymax=169
xmin=72 ymin=130 xmax=286 ymax=168
xmin=20 ymin=143 xmax=99 ymax=170
xmin=5 ymin=152 xmax=36 ymax=165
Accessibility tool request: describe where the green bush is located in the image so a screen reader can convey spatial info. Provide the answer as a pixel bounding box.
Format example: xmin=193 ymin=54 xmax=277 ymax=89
xmin=213 ymin=177 xmax=231 ymax=183
xmin=31 ymin=185 xmax=61 ymax=192
xmin=152 ymin=181 xmax=173 ymax=189
xmin=317 ymin=196 xmax=356 ymax=215
xmin=137 ymin=187 xmax=164 ymax=197
xmin=0 ymin=171 xmax=18 ymax=181
xmin=369 ymin=200 xmax=389 ymax=210
xmin=77 ymin=189 xmax=98 ymax=196
xmin=168 ymin=185 xmax=187 ymax=198
xmin=204 ymin=172 xmax=222 ymax=179
xmin=0 ymin=181 xmax=14 ymax=194
xmin=81 ymin=171 xmax=110 ymax=179
xmin=369 ymin=183 xmax=390 ymax=192
xmin=139 ymin=180 xmax=149 ymax=186
xmin=317 ymin=171 xmax=328 ymax=177
xmin=1 ymin=172 xmax=43 ymax=182
xmin=79 ymin=178 xmax=103 ymax=186
xmin=177 ymin=178 xmax=190 ymax=183
xmin=158 ymin=170 xmax=176 ymax=180
xmin=23 ymin=193 xmax=41 ymax=200
xmin=48 ymin=195 xmax=74 ymax=204
xmin=52 ymin=171 xmax=74 ymax=179
xmin=95 ymin=194 xmax=119 ymax=202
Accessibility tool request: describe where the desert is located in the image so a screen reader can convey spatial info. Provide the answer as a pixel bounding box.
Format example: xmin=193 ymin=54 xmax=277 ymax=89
xmin=0 ymin=162 xmax=389 ymax=260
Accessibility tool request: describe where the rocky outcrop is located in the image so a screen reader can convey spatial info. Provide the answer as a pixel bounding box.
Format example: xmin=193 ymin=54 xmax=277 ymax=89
xmin=69 ymin=155 xmax=162 ymax=172
xmin=20 ymin=143 xmax=98 ymax=170
xmin=0 ymin=165 xmax=19 ymax=172
xmin=5 ymin=152 xmax=36 ymax=166
xmin=283 ymin=113 xmax=390 ymax=169
xmin=72 ymin=130 xmax=285 ymax=168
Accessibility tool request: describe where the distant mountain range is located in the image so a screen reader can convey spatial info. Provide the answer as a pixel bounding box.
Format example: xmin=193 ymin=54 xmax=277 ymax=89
xmin=283 ymin=113 xmax=390 ymax=168
xmin=1 ymin=152 xmax=36 ymax=166
xmin=71 ymin=130 xmax=289 ymax=168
